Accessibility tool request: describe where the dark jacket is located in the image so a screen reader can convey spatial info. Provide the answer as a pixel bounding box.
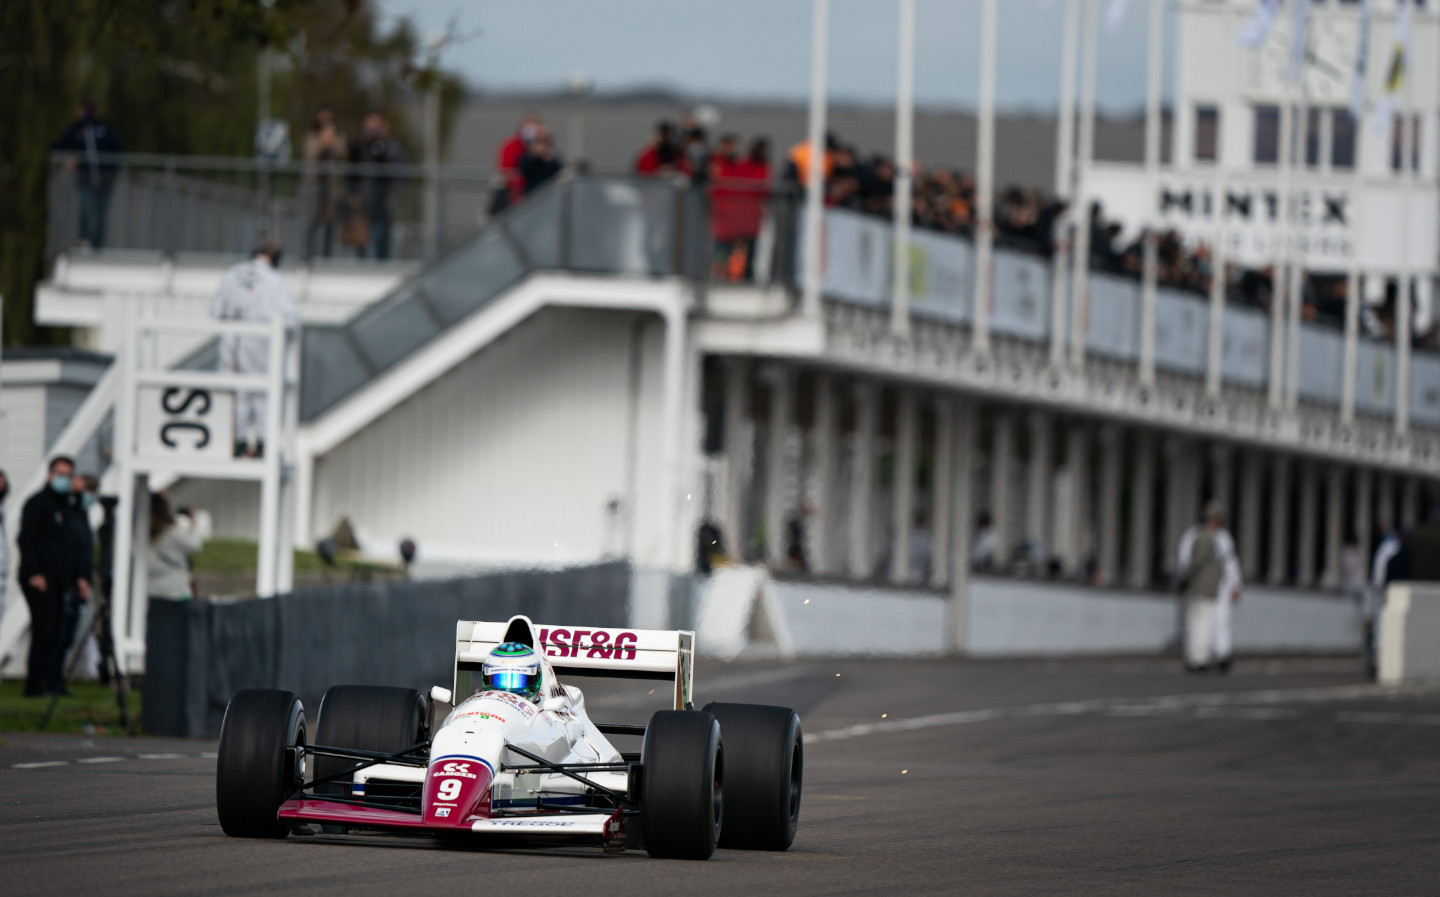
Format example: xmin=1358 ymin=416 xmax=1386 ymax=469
xmin=349 ymin=135 xmax=406 ymax=209
xmin=17 ymin=487 xmax=93 ymax=591
xmin=51 ymin=117 xmax=123 ymax=187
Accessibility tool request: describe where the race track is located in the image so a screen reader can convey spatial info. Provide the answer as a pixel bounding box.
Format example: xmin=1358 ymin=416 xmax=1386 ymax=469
xmin=4 ymin=657 xmax=1439 ymax=896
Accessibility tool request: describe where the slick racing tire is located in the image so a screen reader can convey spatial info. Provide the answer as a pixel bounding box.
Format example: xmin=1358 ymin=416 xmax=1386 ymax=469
xmin=313 ymin=685 xmax=427 ymax=798
xmin=701 ymin=702 xmax=803 ymax=850
xmin=216 ymin=689 xmax=307 ymax=838
xmin=640 ymin=710 xmax=723 ymax=860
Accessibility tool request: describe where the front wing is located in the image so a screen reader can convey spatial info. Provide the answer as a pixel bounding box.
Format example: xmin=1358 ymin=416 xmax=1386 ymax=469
xmin=278 ymin=740 xmax=633 ymax=849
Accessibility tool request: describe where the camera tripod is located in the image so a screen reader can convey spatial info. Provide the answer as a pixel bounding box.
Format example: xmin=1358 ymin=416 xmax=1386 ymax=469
xmin=38 ymin=582 xmax=135 ymax=734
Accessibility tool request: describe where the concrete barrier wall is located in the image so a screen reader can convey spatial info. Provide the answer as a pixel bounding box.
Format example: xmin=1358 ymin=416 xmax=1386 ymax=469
xmin=752 ymin=575 xmax=1362 ymax=658
xmin=769 ymin=580 xmax=948 ymax=656
xmin=143 ymin=562 xmax=630 ymax=737
xmin=1378 ymin=583 xmax=1440 ymax=683
xmin=965 ymin=578 xmax=1176 ymax=656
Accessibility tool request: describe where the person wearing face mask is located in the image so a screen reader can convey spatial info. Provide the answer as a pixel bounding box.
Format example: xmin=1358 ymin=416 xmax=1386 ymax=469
xmin=16 ymin=456 xmax=94 ymax=696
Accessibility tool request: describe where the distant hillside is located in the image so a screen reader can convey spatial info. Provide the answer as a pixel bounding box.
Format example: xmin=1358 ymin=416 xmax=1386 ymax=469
xmin=438 ymin=92 xmax=1170 ymax=194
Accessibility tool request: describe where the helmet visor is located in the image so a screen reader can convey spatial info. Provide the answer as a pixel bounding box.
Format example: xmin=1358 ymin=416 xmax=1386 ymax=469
xmin=486 ymin=669 xmax=538 ymax=697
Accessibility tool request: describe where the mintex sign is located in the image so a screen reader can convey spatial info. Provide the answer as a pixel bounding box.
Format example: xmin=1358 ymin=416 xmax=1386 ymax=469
xmin=1088 ymin=162 xmax=1437 ymax=275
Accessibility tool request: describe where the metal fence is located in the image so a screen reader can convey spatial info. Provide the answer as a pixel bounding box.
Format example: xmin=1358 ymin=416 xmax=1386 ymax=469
xmin=48 ymin=152 xmax=503 ymax=262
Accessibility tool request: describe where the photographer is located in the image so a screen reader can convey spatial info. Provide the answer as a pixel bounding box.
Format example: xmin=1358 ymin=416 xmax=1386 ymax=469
xmin=146 ymin=493 xmax=209 ymax=602
xmin=16 ymin=456 xmax=93 ymax=696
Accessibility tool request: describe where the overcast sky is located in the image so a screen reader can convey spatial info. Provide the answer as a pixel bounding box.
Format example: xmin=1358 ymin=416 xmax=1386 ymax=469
xmin=379 ymin=0 xmax=1177 ymax=112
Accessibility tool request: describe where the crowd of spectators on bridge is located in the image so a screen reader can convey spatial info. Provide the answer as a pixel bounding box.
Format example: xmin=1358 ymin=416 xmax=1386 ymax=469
xmin=620 ymin=118 xmax=1436 ymax=346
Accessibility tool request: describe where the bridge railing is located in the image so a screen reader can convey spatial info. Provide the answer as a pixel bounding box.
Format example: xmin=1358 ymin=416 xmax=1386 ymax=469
xmin=47 ymin=151 xmax=501 ymax=262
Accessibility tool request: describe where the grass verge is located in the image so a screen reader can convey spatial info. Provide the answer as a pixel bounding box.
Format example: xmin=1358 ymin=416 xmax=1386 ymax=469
xmin=0 ymin=679 xmax=141 ymax=735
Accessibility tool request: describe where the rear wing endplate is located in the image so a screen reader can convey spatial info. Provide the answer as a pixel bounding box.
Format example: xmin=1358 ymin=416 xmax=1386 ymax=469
xmin=455 ymin=617 xmax=694 ymax=710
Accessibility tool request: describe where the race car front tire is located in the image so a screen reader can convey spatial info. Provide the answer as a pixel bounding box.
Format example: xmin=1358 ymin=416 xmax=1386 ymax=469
xmin=640 ymin=710 xmax=723 ymax=860
xmin=313 ymin=685 xmax=428 ymax=799
xmin=701 ymin=702 xmax=803 ymax=850
xmin=216 ymin=688 xmax=307 ymax=838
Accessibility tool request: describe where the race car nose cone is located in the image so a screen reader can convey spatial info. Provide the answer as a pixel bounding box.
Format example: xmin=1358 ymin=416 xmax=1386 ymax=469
xmin=423 ymin=755 xmax=494 ymax=826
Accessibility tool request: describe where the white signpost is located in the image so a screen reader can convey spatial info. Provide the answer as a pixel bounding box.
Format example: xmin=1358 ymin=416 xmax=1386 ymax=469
xmin=108 ymin=304 xmax=300 ymax=672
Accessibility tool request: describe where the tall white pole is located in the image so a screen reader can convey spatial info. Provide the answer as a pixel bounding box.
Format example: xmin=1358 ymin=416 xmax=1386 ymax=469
xmin=1285 ymin=87 xmax=1310 ymax=410
xmin=1068 ymin=0 xmax=1101 ymax=370
xmin=1396 ymin=74 xmax=1415 ymax=436
xmin=973 ymin=0 xmax=999 ymax=355
xmin=891 ymin=0 xmax=916 ymax=337
xmin=1342 ymin=36 xmax=1371 ymax=426
xmin=1268 ymin=94 xmax=1293 ymax=409
xmin=1204 ymin=1 xmax=1230 ymax=398
xmin=801 ymin=0 xmax=830 ymax=319
xmin=1048 ymin=0 xmax=1079 ymax=368
xmin=1140 ymin=0 xmax=1163 ymax=387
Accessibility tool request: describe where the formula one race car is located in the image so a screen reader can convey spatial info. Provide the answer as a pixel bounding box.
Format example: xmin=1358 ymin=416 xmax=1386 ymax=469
xmin=215 ymin=615 xmax=803 ymax=859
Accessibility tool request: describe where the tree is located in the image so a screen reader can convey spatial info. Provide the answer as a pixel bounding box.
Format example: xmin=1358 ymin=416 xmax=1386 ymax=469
xmin=0 ymin=0 xmax=462 ymax=346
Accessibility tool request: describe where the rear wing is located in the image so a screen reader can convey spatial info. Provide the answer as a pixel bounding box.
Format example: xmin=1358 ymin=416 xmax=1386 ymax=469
xmin=454 ymin=616 xmax=694 ymax=710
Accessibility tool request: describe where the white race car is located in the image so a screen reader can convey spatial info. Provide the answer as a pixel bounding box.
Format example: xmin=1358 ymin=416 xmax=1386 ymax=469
xmin=215 ymin=615 xmax=803 ymax=860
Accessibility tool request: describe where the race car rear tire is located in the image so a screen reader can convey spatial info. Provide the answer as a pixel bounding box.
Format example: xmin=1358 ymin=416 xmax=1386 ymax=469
xmin=313 ymin=685 xmax=427 ymax=798
xmin=216 ymin=688 xmax=306 ymax=838
xmin=701 ymin=702 xmax=802 ymax=850
xmin=640 ymin=710 xmax=723 ymax=860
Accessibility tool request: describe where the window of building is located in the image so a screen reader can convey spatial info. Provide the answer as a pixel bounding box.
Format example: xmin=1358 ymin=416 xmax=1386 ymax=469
xmin=1305 ymin=108 xmax=1322 ymax=166
xmin=1391 ymin=112 xmax=1421 ymax=172
xmin=1331 ymin=109 xmax=1356 ymax=169
xmin=1254 ymin=105 xmax=1280 ymax=163
xmin=1195 ymin=106 xmax=1219 ymax=161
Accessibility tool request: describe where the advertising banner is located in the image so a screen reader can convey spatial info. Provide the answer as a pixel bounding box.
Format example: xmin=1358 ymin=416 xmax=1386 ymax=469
xmin=990 ymin=251 xmax=1051 ymax=343
xmin=1411 ymin=353 xmax=1440 ymax=427
xmin=906 ymin=227 xmax=974 ymax=325
xmin=1354 ymin=338 xmax=1395 ymax=416
xmin=1220 ymin=306 xmax=1269 ymax=388
xmin=1297 ymin=326 xmax=1345 ymax=405
xmin=1154 ymin=289 xmax=1208 ymax=374
xmin=1085 ymin=273 xmax=1139 ymax=360
xmin=1087 ymin=163 xmax=1438 ymax=274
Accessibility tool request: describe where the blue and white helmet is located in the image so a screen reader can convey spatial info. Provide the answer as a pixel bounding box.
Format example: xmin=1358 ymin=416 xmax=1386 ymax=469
xmin=482 ymin=642 xmax=542 ymax=702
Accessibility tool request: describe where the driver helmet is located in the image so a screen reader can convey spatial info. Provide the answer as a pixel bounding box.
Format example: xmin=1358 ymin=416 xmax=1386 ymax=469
xmin=482 ymin=642 xmax=542 ymax=702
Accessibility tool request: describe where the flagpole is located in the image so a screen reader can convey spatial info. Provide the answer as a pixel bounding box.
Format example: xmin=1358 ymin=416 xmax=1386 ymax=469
xmin=1341 ymin=2 xmax=1372 ymax=428
xmin=1285 ymin=88 xmax=1309 ymax=411
xmin=1268 ymin=95 xmax=1293 ymax=409
xmin=801 ymin=0 xmax=830 ymax=320
xmin=1069 ymin=0 xmax=1101 ymax=371
xmin=974 ymin=0 xmax=998 ymax=355
xmin=1048 ymin=0 xmax=1080 ymax=369
xmin=1205 ymin=0 xmax=1231 ymax=399
xmin=1139 ymin=0 xmax=1162 ymax=388
xmin=892 ymin=0 xmax=916 ymax=338
xmin=1396 ymin=35 xmax=1415 ymax=437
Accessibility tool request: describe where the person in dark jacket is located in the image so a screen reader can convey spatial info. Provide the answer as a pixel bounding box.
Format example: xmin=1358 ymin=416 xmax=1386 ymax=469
xmin=348 ymin=112 xmax=406 ymax=259
xmin=51 ymin=99 xmax=123 ymax=249
xmin=519 ymin=126 xmax=563 ymax=195
xmin=16 ymin=456 xmax=93 ymax=696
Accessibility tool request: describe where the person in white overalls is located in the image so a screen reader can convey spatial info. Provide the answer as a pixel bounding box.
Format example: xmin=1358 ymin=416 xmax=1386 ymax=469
xmin=210 ymin=245 xmax=299 ymax=457
xmin=1177 ymin=501 xmax=1244 ymax=673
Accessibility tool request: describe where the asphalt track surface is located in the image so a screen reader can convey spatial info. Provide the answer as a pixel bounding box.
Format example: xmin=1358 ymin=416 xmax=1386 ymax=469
xmin=4 ymin=657 xmax=1439 ymax=896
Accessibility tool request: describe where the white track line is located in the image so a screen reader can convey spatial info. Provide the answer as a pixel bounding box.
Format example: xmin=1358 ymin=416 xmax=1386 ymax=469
xmin=810 ymin=683 xmax=1440 ymax=743
xmin=11 ymin=751 xmax=217 ymax=770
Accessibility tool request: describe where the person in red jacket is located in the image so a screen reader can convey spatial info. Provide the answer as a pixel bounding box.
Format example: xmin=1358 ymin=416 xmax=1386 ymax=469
xmin=496 ymin=113 xmax=541 ymax=209
xmin=712 ymin=138 xmax=770 ymax=281
xmin=635 ymin=120 xmax=689 ymax=176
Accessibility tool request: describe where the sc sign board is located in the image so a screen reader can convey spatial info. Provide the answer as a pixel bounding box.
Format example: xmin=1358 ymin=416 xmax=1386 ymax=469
xmin=135 ymin=387 xmax=235 ymax=462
